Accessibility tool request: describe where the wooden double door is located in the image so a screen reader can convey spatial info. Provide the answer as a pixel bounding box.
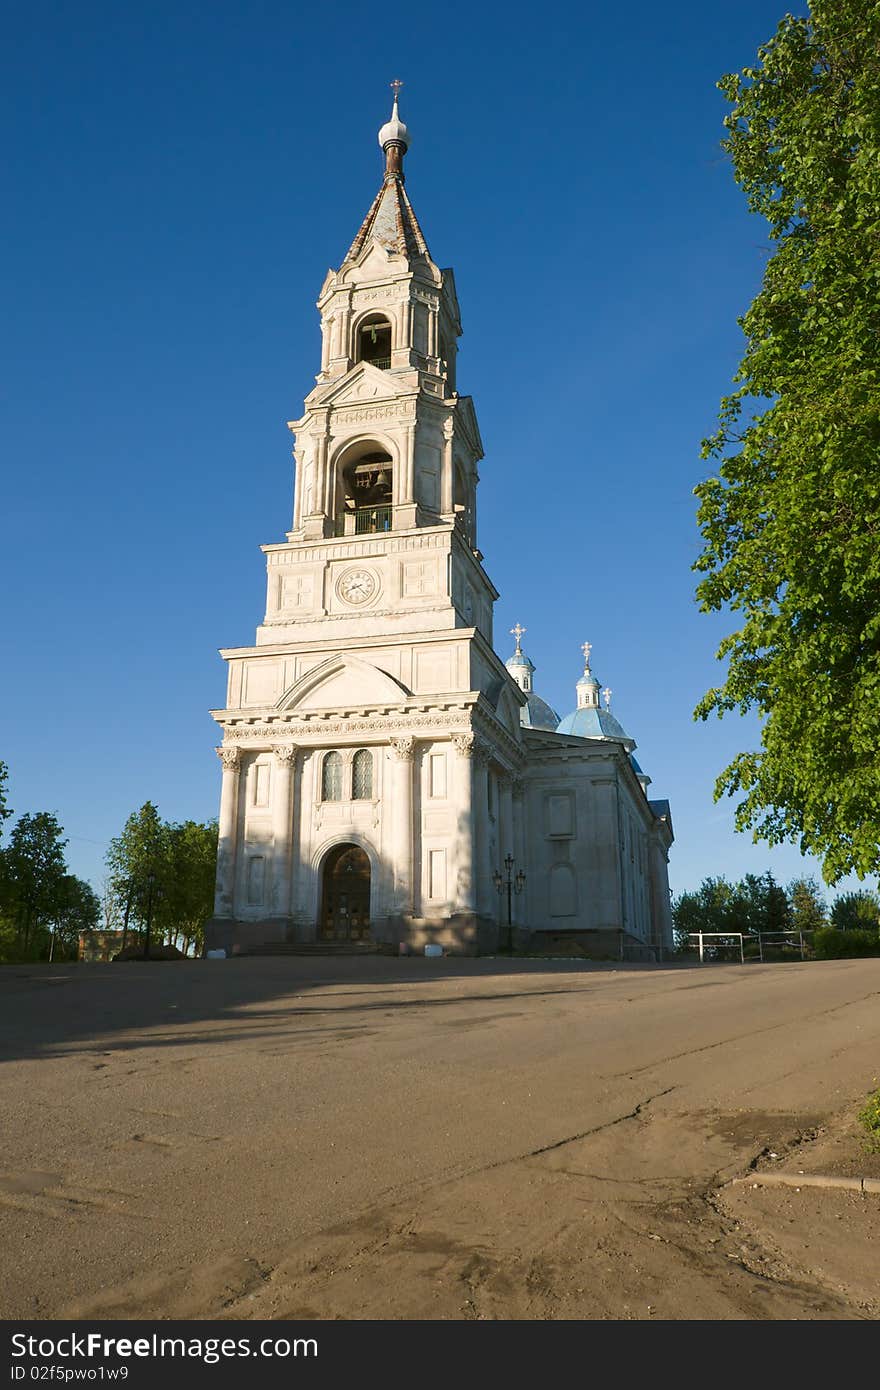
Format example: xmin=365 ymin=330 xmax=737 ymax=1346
xmin=320 ymin=844 xmax=371 ymax=941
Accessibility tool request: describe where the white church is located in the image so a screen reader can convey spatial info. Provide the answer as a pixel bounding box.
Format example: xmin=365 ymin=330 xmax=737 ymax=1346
xmin=205 ymin=90 xmax=674 ymax=958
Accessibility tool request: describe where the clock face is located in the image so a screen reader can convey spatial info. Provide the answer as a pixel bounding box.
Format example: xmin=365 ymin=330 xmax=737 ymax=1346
xmin=338 ymin=567 xmax=377 ymax=605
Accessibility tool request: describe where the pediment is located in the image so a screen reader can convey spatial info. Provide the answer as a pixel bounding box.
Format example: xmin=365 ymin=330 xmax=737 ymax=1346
xmin=315 ymin=362 xmax=413 ymax=410
xmin=276 ymin=655 xmax=411 ymax=713
xmin=495 ymin=683 xmax=525 ymax=739
xmin=342 ymin=242 xmax=398 ymax=279
xmin=453 ymin=395 xmax=484 ymax=459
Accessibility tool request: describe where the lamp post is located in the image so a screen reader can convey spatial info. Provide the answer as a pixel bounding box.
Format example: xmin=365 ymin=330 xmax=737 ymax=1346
xmin=493 ymin=853 xmax=526 ymax=952
xmin=143 ymin=871 xmax=161 ymax=960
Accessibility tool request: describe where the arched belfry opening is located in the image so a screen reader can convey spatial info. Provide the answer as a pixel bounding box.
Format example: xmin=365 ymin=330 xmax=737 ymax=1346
xmin=453 ymin=462 xmax=473 ymax=543
xmin=334 ymin=445 xmax=393 ymax=536
xmin=320 ymin=844 xmax=371 ymax=941
xmin=356 ymin=314 xmax=392 ymax=370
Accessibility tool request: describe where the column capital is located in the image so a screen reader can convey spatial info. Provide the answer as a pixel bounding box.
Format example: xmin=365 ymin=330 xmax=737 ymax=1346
xmin=511 ymin=776 xmax=525 ymax=800
xmin=451 ymin=731 xmax=475 ymax=758
xmin=473 ymin=740 xmax=493 ymax=768
xmin=217 ymin=744 xmax=241 ymax=771
xmin=390 ymin=735 xmax=416 ymax=762
xmin=273 ymin=743 xmax=298 ymax=767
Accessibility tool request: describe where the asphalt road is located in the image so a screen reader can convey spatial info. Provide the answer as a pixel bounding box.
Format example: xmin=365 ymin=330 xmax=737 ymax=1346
xmin=1 ymin=955 xmax=878 ymax=1319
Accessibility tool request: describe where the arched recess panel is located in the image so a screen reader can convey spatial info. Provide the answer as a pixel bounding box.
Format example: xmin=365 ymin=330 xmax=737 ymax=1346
xmin=549 ymin=863 xmax=577 ymax=918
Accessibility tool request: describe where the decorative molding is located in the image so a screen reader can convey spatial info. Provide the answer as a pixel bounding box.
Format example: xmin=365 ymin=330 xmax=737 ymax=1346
xmin=223 ymin=714 xmax=470 ymax=742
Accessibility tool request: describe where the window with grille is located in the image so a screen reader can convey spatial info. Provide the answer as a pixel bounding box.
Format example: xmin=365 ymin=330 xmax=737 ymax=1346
xmin=322 ymin=751 xmax=343 ymax=801
xmin=352 ymin=749 xmax=373 ymax=800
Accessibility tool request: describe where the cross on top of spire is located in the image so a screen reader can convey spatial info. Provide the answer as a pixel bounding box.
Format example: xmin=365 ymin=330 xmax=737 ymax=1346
xmin=511 ymin=623 xmax=526 ymax=655
xmin=603 ymin=687 xmax=612 ymax=709
xmin=390 ymin=78 xmax=404 ymax=102
xmin=581 ymin=640 xmax=592 ymax=671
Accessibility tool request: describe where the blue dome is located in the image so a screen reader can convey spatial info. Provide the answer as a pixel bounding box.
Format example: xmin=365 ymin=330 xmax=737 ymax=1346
xmin=556 ymin=706 xmax=633 ymax=744
xmin=521 ymin=692 xmax=560 ymax=731
xmin=506 ymin=652 xmax=534 ymax=670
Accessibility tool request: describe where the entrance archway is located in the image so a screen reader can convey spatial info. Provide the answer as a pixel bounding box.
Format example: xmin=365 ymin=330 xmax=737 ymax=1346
xmin=319 ymin=844 xmax=371 ymax=941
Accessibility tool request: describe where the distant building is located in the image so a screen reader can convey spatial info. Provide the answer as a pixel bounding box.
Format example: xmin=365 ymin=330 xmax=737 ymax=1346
xmin=204 ymin=90 xmax=673 ymax=958
xmin=79 ymin=931 xmax=125 ymax=963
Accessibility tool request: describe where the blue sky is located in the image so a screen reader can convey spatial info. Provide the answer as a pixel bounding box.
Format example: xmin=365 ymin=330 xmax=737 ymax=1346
xmin=3 ymin=0 xmax=862 ymax=902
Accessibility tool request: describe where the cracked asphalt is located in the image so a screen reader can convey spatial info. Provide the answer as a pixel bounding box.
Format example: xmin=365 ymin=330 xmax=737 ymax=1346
xmin=1 ymin=955 xmax=878 ymax=1319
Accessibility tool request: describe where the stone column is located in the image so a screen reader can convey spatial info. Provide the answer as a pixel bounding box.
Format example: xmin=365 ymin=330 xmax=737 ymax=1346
xmin=272 ymin=744 xmax=297 ymax=919
xmin=512 ymin=776 xmax=526 ymax=926
xmin=403 ymin=423 xmax=415 ymax=503
xmin=390 ymin=737 xmax=416 ymax=915
xmin=441 ymin=416 xmax=454 ymax=514
xmin=452 ymin=733 xmax=475 ymax=912
xmin=473 ymin=743 xmax=490 ymax=917
xmin=215 ymin=745 xmax=241 ymax=917
xmin=498 ymin=773 xmax=514 ymax=931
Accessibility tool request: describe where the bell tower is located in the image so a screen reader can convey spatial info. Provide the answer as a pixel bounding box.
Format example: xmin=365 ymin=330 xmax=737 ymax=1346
xmin=286 ymin=85 xmax=483 ymax=575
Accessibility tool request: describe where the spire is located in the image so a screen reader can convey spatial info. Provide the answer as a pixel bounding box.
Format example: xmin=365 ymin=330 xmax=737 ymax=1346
xmin=343 ymin=83 xmax=429 ymax=265
xmin=378 ymin=80 xmax=410 ymax=179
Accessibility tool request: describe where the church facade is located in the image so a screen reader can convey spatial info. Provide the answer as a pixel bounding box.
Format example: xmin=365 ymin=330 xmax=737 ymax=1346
xmin=205 ymin=92 xmax=674 ymax=958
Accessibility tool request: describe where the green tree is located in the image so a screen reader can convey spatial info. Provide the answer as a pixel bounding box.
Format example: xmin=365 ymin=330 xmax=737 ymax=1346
xmin=106 ymin=802 xmax=166 ymax=949
xmin=830 ymin=889 xmax=880 ymax=931
xmin=672 ymin=876 xmax=742 ymax=944
xmin=2 ymin=812 xmax=68 ymax=954
xmin=694 ymin=0 xmax=880 ymax=884
xmin=160 ymin=819 xmax=218 ymax=956
xmin=106 ymin=805 xmax=217 ymax=956
xmin=788 ymin=876 xmax=828 ymax=933
xmin=51 ymin=875 xmax=101 ymax=959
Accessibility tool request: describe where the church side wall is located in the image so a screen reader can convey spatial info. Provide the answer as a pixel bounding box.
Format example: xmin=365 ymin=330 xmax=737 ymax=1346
xmin=516 ymin=748 xmax=667 ymax=956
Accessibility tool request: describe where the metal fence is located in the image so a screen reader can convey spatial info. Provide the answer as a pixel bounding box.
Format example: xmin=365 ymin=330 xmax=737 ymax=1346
xmin=685 ymin=929 xmax=814 ymax=963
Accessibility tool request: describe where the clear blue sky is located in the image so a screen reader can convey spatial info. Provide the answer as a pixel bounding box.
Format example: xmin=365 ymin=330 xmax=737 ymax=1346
xmin=3 ymin=0 xmax=863 ymax=903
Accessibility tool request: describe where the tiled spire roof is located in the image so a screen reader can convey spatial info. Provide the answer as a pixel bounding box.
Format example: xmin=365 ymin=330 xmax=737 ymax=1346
xmin=342 ymin=86 xmax=430 ymax=264
xmin=343 ymin=177 xmax=429 ymax=264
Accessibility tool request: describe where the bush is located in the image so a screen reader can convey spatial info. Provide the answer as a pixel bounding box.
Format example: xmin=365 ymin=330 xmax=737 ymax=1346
xmin=858 ymin=1087 xmax=880 ymax=1154
xmin=813 ymin=927 xmax=880 ymax=960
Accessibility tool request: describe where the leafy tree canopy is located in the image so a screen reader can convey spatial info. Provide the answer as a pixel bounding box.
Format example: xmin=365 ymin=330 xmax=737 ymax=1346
xmin=830 ymin=888 xmax=880 ymax=931
xmin=105 ymin=804 xmax=217 ymax=955
xmin=694 ymin=0 xmax=880 ymax=883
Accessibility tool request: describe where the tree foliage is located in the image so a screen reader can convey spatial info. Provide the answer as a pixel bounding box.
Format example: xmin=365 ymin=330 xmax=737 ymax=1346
xmin=673 ymin=870 xmax=792 ymax=942
xmin=105 ymin=803 xmax=217 ymax=955
xmin=788 ymin=875 xmax=829 ymax=932
xmin=830 ymin=888 xmax=880 ymax=930
xmin=2 ymin=812 xmax=68 ymax=951
xmin=694 ymin=0 xmax=880 ymax=883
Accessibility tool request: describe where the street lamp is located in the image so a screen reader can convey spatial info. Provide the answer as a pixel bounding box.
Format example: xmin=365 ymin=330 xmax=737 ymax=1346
xmin=493 ymin=853 xmax=526 ymax=952
xmin=143 ymin=871 xmax=161 ymax=960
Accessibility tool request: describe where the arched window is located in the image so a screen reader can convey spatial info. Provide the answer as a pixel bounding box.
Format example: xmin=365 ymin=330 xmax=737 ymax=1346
xmin=357 ymin=315 xmax=392 ymax=370
xmin=335 ymin=450 xmax=393 ymax=536
xmin=352 ymin=749 xmax=373 ymax=800
xmin=321 ymin=751 xmax=343 ymax=801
